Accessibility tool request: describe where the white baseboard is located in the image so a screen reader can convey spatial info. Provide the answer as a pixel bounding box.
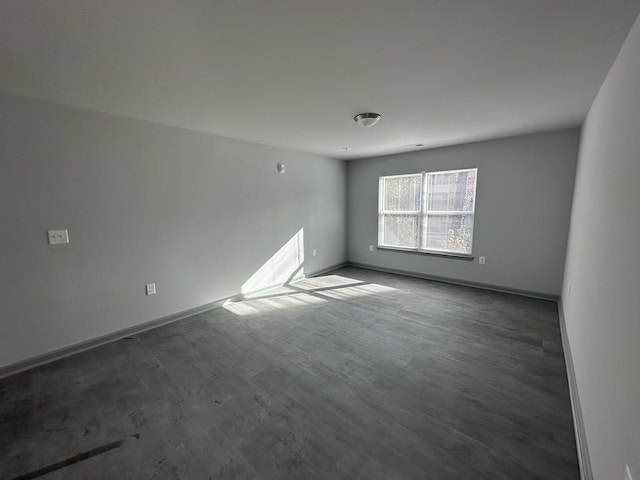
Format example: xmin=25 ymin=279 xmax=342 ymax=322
xmin=558 ymin=299 xmax=594 ymax=480
xmin=0 ymin=262 xmax=349 ymax=380
xmin=346 ymin=261 xmax=558 ymax=301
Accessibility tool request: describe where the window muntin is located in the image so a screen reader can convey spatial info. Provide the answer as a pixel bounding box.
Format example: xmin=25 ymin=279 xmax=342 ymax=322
xmin=378 ymin=168 xmax=477 ymax=255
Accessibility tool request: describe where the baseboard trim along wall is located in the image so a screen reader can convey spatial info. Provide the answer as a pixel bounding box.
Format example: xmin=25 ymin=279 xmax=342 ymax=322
xmin=558 ymin=299 xmax=594 ymax=480
xmin=0 ymin=259 xmax=594 ymax=480
xmin=347 ymin=262 xmax=559 ymax=301
xmin=0 ymin=293 xmax=241 ymax=380
xmin=348 ymin=262 xmax=590 ymax=478
xmin=0 ymin=262 xmax=348 ymax=380
xmin=307 ymin=262 xmax=348 ymax=278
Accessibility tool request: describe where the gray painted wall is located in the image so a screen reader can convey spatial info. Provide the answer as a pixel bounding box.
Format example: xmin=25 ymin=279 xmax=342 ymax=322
xmin=562 ymin=13 xmax=640 ymax=480
xmin=0 ymin=93 xmax=347 ymax=369
xmin=347 ymin=129 xmax=579 ymax=297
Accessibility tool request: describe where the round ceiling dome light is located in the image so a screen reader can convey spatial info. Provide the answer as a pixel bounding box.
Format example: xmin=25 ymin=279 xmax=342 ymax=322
xmin=354 ymin=113 xmax=381 ymax=127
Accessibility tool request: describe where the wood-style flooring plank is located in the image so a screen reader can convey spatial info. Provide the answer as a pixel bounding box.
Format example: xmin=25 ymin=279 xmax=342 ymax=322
xmin=0 ymin=267 xmax=579 ymax=479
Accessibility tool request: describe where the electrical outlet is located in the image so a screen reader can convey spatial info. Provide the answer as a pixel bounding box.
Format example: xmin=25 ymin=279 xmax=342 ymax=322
xmin=47 ymin=229 xmax=70 ymax=245
xmin=369 ymin=245 xmax=374 ymax=252
xmin=312 ymin=248 xmax=317 ymax=257
xmin=624 ymin=465 xmax=633 ymax=480
xmin=146 ymin=283 xmax=156 ymax=296
xmin=478 ymin=256 xmax=486 ymax=265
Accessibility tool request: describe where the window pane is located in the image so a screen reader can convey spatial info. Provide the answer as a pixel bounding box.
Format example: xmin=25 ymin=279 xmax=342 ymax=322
xmin=426 ymin=169 xmax=477 ymax=212
xmin=422 ymin=214 xmax=474 ymax=254
xmin=381 ymin=214 xmax=419 ymax=248
xmin=383 ymin=174 xmax=422 ymax=211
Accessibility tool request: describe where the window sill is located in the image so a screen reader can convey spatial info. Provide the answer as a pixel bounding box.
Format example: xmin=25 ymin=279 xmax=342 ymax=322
xmin=376 ymin=245 xmax=475 ymax=260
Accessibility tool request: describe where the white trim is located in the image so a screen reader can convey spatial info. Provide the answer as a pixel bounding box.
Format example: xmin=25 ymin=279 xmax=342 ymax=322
xmin=0 ymin=261 xmax=348 ymax=380
xmin=423 ymin=167 xmax=477 ymax=176
xmin=376 ymin=244 xmax=474 ymax=258
xmin=379 ymin=210 xmax=422 ymax=215
xmin=557 ymin=299 xmax=594 ymax=480
xmin=378 ymin=172 xmax=423 ymax=180
xmin=425 ymin=210 xmax=475 ymax=215
xmin=378 ymin=168 xmax=478 ymax=255
xmin=347 ymin=262 xmax=558 ymax=300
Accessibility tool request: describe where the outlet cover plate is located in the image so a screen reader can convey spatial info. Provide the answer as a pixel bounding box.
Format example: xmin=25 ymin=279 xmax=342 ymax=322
xmin=146 ymin=283 xmax=156 ymax=296
xmin=47 ymin=229 xmax=69 ymax=245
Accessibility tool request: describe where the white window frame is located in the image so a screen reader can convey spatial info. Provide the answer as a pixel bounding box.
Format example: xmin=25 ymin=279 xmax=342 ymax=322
xmin=378 ymin=168 xmax=478 ymax=257
xmin=378 ymin=173 xmax=423 ymax=250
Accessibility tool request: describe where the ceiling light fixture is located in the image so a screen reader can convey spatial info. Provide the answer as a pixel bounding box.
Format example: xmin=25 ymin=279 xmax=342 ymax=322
xmin=354 ymin=113 xmax=381 ymax=127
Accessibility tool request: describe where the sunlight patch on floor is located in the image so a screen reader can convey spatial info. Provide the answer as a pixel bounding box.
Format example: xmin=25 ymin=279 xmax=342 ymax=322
xmin=223 ymin=290 xmax=326 ymax=317
xmin=223 ymin=274 xmax=397 ymax=317
xmin=316 ymin=282 xmax=397 ymax=300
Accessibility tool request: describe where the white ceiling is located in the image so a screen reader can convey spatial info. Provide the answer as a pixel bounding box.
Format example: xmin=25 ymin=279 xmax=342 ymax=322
xmin=1 ymin=1 xmax=639 ymax=160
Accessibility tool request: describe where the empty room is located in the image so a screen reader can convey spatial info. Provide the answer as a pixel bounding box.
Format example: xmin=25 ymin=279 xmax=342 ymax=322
xmin=1 ymin=2 xmax=639 ymax=479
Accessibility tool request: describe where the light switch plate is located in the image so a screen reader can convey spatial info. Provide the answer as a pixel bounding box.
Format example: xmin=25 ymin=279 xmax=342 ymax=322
xmin=479 ymin=256 xmax=486 ymax=264
xmin=47 ymin=230 xmax=69 ymax=245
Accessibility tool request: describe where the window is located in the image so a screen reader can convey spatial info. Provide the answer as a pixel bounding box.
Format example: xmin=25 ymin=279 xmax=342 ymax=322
xmin=378 ymin=168 xmax=478 ymax=255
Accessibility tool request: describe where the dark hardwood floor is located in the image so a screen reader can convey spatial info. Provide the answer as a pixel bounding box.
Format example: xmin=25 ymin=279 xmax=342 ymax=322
xmin=0 ymin=267 xmax=579 ymax=479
